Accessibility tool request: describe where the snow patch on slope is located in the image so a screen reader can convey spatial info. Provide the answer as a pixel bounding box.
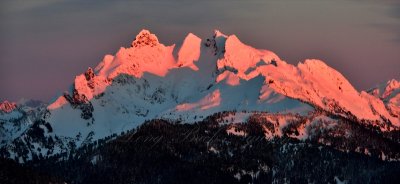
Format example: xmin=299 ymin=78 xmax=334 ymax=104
xmin=176 ymin=89 xmax=221 ymax=111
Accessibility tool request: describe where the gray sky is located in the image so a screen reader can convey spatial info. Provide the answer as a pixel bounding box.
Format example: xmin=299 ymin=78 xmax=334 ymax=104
xmin=0 ymin=0 xmax=399 ymax=102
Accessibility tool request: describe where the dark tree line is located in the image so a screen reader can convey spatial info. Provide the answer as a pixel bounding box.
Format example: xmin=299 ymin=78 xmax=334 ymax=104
xmin=1 ymin=111 xmax=400 ymax=183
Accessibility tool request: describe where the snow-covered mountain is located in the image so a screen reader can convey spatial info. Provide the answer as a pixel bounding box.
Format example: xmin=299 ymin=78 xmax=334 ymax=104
xmin=1 ymin=29 xmax=399 ymax=162
xmin=0 ymin=100 xmax=46 ymax=147
xmin=368 ymin=79 xmax=400 ymax=119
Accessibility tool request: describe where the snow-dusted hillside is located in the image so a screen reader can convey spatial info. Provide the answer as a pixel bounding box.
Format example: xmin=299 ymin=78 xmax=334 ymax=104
xmin=0 ymin=100 xmax=46 ymax=147
xmin=1 ymin=29 xmax=399 ymax=162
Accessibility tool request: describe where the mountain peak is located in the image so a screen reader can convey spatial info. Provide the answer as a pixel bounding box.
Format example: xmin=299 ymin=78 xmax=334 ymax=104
xmin=387 ymin=79 xmax=400 ymax=89
xmin=131 ymin=29 xmax=159 ymax=48
xmin=177 ymin=33 xmax=202 ymax=70
xmin=214 ymin=30 xmax=227 ymax=38
xmin=0 ymin=100 xmax=17 ymax=113
xmin=368 ymin=78 xmax=400 ymax=99
xmin=217 ymin=33 xmax=280 ymax=75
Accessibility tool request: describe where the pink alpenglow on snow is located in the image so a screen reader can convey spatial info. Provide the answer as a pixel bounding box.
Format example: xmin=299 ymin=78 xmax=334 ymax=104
xmin=176 ymin=89 xmax=221 ymax=111
xmin=0 ymin=101 xmax=17 ymax=113
xmin=216 ymin=71 xmax=241 ymax=86
xmin=368 ymin=79 xmax=400 ymax=120
xmin=177 ymin=33 xmax=202 ymax=71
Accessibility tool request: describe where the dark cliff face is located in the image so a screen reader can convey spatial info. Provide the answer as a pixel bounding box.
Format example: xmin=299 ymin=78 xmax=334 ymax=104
xmin=3 ymin=112 xmax=398 ymax=184
xmin=63 ymin=89 xmax=94 ymax=120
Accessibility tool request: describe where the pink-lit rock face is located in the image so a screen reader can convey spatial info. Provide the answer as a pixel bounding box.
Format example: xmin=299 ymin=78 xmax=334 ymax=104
xmin=369 ymin=79 xmax=400 ymax=99
xmin=384 ymin=79 xmax=400 ymax=98
xmin=131 ymin=30 xmax=159 ymax=48
xmin=371 ymin=79 xmax=400 ymax=100
xmin=101 ymin=30 xmax=176 ymax=79
xmin=0 ymin=101 xmax=17 ymax=113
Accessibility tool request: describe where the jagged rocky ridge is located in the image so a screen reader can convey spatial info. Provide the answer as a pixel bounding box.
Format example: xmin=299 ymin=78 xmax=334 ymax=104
xmin=0 ymin=29 xmax=399 ymax=165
